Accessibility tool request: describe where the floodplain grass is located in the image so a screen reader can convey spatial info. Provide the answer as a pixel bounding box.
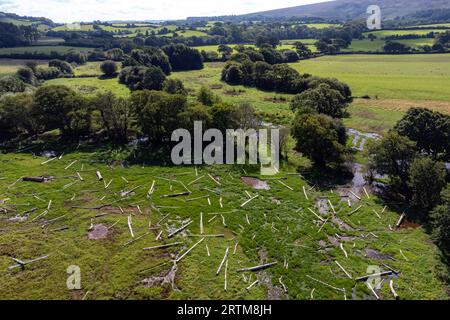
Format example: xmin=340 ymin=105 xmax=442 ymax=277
xmin=343 ymin=38 xmax=435 ymax=52
xmin=0 ymin=59 xmax=48 ymax=77
xmin=0 ymin=46 xmax=95 ymax=55
xmin=0 ymin=146 xmax=447 ymax=300
xmin=291 ymin=54 xmax=450 ymax=104
xmin=44 ymin=77 xmax=130 ymax=97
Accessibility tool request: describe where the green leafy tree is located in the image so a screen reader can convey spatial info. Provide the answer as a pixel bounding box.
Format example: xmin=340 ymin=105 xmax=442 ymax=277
xmin=292 ymin=112 xmax=346 ymax=167
xmin=395 ymin=107 xmax=450 ymax=160
xmin=408 ymin=156 xmax=447 ymax=218
xmin=197 ymin=86 xmax=218 ymax=106
xmin=100 ymin=60 xmax=118 ymax=77
xmin=163 ymin=78 xmax=187 ymax=95
xmin=431 ymin=184 xmax=450 ymax=253
xmin=290 ymin=83 xmax=348 ymax=118
xmin=368 ymin=132 xmax=417 ymax=199
xmin=119 ymin=65 xmax=166 ymax=91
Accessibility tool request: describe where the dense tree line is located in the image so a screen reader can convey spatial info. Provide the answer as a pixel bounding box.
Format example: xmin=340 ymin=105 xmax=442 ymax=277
xmin=0 ymin=83 xmax=257 ymax=146
xmin=221 ymin=58 xmax=352 ymax=102
xmin=368 ymin=108 xmax=450 ymax=255
xmin=0 ymin=22 xmax=40 ymax=48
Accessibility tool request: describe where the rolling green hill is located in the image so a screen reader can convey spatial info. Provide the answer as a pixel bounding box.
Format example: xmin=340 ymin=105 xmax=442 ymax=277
xmin=243 ymin=0 xmax=450 ymax=20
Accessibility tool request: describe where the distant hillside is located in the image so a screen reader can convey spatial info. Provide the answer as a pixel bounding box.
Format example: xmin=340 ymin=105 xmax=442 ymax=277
xmin=0 ymin=12 xmax=54 ymax=30
xmin=240 ymin=0 xmax=450 ymax=21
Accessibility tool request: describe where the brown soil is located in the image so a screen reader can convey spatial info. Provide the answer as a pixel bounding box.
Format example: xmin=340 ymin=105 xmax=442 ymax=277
xmin=241 ymin=177 xmax=270 ymax=190
xmin=364 ymin=248 xmax=394 ymax=261
xmin=88 ymin=224 xmax=108 ymax=240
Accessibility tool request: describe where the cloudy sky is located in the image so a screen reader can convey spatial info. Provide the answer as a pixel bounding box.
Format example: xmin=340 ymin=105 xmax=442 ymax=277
xmin=0 ymin=0 xmax=330 ymax=22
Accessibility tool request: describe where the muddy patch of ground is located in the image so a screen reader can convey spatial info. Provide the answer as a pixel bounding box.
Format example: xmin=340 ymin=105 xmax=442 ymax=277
xmin=399 ymin=220 xmax=421 ymax=229
xmin=332 ymin=217 xmax=354 ymax=231
xmin=88 ymin=224 xmax=109 ymax=240
xmin=142 ymin=261 xmax=178 ymax=290
xmin=364 ymin=248 xmax=394 ymax=261
xmin=257 ymin=271 xmax=287 ymax=300
xmin=241 ymin=177 xmax=270 ymax=190
xmin=316 ymin=198 xmax=329 ymax=216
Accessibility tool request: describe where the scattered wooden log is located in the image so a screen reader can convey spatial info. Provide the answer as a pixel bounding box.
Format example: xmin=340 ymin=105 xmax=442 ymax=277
xmin=127 ymin=215 xmax=134 ymax=238
xmin=367 ymin=282 xmax=380 ymax=300
xmin=303 ymin=186 xmax=309 ymax=200
xmin=31 ymin=210 xmax=48 ymax=222
xmin=355 ymin=271 xmax=393 ymax=282
xmin=306 ymin=275 xmax=344 ymax=292
xmin=200 ymin=212 xmax=203 ymax=235
xmin=205 ymin=244 xmax=210 ymax=257
xmin=208 ymin=174 xmax=221 ymax=186
xmin=246 ymin=279 xmax=259 ymax=290
xmin=65 ymin=160 xmax=77 ymax=170
xmin=76 ymin=172 xmax=84 ymax=181
xmin=328 ymin=200 xmax=337 ymax=215
xmin=143 ymin=242 xmax=183 ymax=250
xmin=167 ymin=220 xmax=192 ymax=238
xmin=349 ymin=191 xmax=361 ymax=200
xmin=279 ymin=276 xmax=288 ymax=294
xmin=23 ymin=176 xmax=53 ymax=183
xmin=373 ymin=209 xmax=381 ymax=219
xmin=338 ymin=243 xmax=348 ymax=259
xmin=308 ymin=208 xmax=325 ymax=222
xmin=363 ymin=187 xmax=370 ymax=199
xmin=122 ymin=232 xmax=150 ymax=247
xmin=389 ymin=280 xmax=400 ymax=300
xmin=96 ymin=171 xmax=103 ymax=181
xmin=160 ymin=192 xmax=190 ymax=198
xmin=278 ymin=180 xmax=293 ymax=191
xmin=224 ymin=259 xmax=228 ymax=291
xmin=175 ymin=237 xmax=205 ymax=263
xmin=347 ymin=205 xmax=362 ymax=216
xmin=396 ymin=213 xmax=406 ymax=228
xmin=8 ymin=254 xmax=50 ymax=270
xmin=216 ymin=247 xmax=229 ymax=276
xmin=240 ymin=195 xmax=259 ymax=208
xmin=335 ymin=261 xmax=352 ymax=279
xmin=236 ymin=261 xmax=277 ymax=273
xmin=41 ymin=157 xmax=57 ymax=165
xmin=187 ymin=175 xmax=204 ymax=186
xmin=185 ymin=195 xmax=209 ymax=202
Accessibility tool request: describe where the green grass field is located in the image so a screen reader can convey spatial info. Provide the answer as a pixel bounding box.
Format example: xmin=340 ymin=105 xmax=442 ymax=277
xmin=0 ymin=145 xmax=446 ymax=299
xmin=292 ymin=54 xmax=450 ymax=105
xmin=343 ymin=38 xmax=435 ymax=52
xmin=0 ymin=46 xmax=95 ymax=55
xmin=366 ymin=29 xmax=446 ymax=38
xmin=44 ymin=77 xmax=130 ymax=97
xmin=0 ymin=59 xmax=48 ymax=77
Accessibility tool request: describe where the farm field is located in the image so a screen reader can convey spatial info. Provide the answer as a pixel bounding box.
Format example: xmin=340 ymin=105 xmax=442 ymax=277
xmin=72 ymin=61 xmax=122 ymax=77
xmin=366 ymin=29 xmax=446 ymax=38
xmin=292 ymin=54 xmax=450 ymax=106
xmin=44 ymin=77 xmax=130 ymax=97
xmin=0 ymin=59 xmax=48 ymax=76
xmin=0 ymin=147 xmax=446 ymax=299
xmin=0 ymin=46 xmax=96 ymax=55
xmin=343 ymin=38 xmax=435 ymax=52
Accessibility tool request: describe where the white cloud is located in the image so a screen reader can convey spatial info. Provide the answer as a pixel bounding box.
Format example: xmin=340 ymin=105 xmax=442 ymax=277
xmin=0 ymin=0 xmax=329 ymax=23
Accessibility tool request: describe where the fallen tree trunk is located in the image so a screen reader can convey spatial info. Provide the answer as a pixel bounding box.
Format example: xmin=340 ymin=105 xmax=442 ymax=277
xmin=236 ymin=261 xmax=277 ymax=273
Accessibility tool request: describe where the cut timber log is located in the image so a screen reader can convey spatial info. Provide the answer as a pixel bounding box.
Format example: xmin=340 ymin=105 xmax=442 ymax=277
xmin=303 ymin=186 xmax=309 ymax=200
xmin=240 ymin=194 xmax=259 ymax=208
xmin=335 ymin=261 xmax=352 ymax=279
xmin=65 ymin=160 xmax=77 ymax=170
xmin=96 ymin=171 xmax=103 ymax=181
xmin=389 ymin=280 xmax=400 ymax=300
xmin=349 ymin=191 xmax=361 ymax=200
xmin=236 ymin=261 xmax=277 ymax=273
xmin=246 ymin=280 xmax=259 ymax=290
xmin=347 ymin=205 xmax=362 ymax=216
xmin=127 ymin=215 xmax=134 ymax=238
xmin=216 ymin=247 xmax=229 ymax=276
xmin=396 ymin=213 xmax=406 ymax=228
xmin=175 ymin=237 xmax=204 ymax=263
xmin=208 ymin=174 xmax=221 ymax=186
xmin=168 ymin=220 xmax=192 ymax=238
xmin=160 ymin=192 xmax=190 ymax=198
xmin=355 ymin=271 xmax=393 ymax=282
xmin=143 ymin=242 xmax=183 ymax=250
xmin=8 ymin=254 xmax=50 ymax=270
xmin=22 ymin=176 xmax=53 ymax=183
xmin=278 ymin=180 xmax=293 ymax=191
